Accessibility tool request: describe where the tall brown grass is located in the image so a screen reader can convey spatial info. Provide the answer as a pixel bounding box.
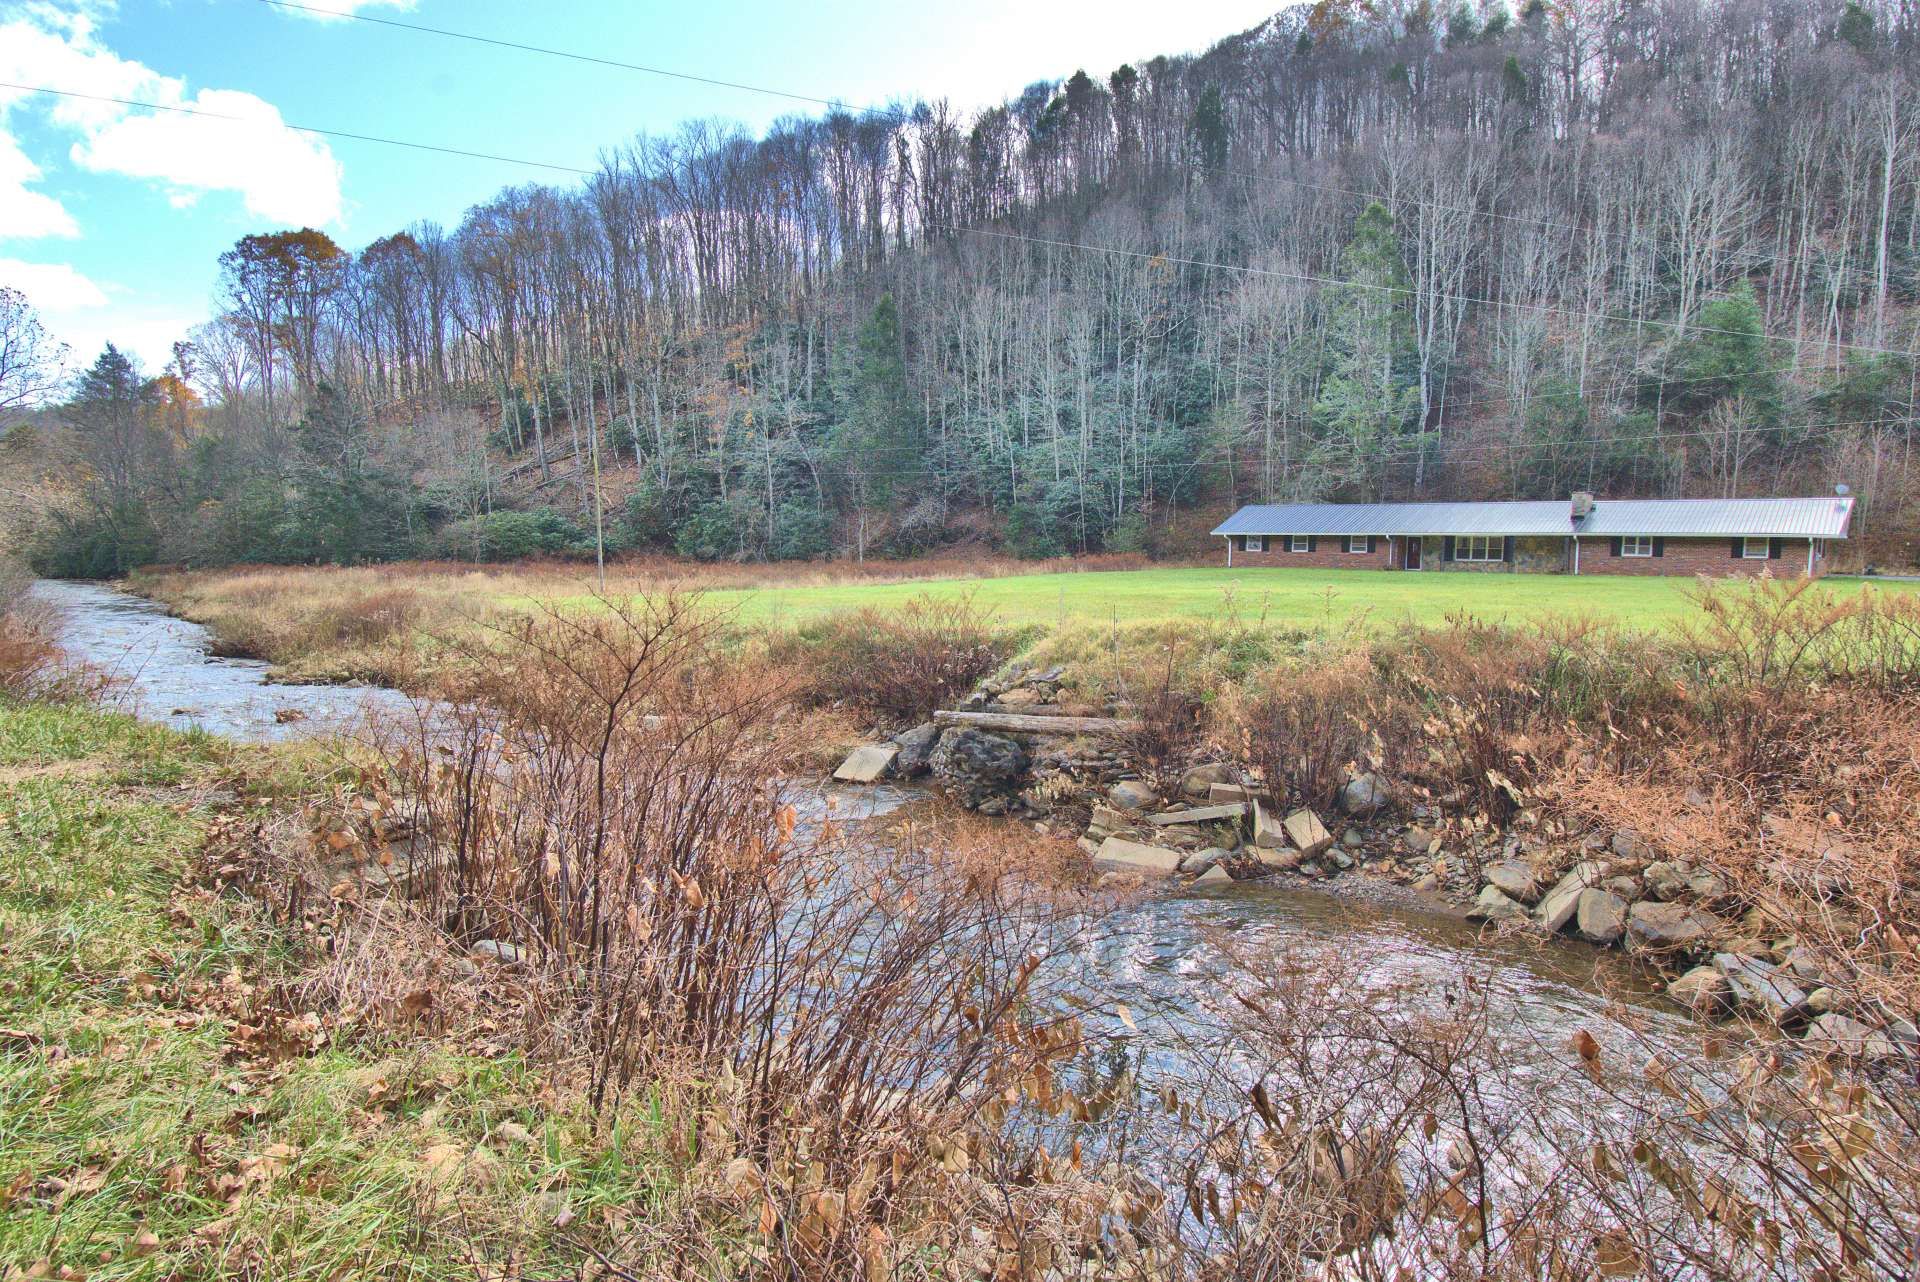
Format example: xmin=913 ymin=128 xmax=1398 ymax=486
xmin=0 ymin=559 xmax=102 ymax=702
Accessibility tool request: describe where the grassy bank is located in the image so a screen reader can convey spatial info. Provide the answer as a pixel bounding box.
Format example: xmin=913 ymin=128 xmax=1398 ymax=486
xmin=130 ymin=557 xmax=1920 ymax=690
xmin=0 ymin=702 xmax=687 ymax=1280
xmin=8 ymin=573 xmax=1920 ymax=1278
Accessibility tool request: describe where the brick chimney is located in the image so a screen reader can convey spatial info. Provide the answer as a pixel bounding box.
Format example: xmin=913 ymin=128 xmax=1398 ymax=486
xmin=1570 ymin=491 xmax=1595 ymax=521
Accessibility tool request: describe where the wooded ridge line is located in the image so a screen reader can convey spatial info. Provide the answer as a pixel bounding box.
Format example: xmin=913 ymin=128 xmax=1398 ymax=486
xmin=8 ymin=0 xmax=1919 ymax=579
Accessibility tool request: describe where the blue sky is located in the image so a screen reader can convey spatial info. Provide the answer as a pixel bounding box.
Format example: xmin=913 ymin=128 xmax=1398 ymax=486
xmin=0 ymin=0 xmax=1280 ymax=375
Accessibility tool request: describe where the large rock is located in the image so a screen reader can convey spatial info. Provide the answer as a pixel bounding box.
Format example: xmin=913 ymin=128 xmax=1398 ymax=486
xmin=1341 ymin=772 xmax=1388 ymax=816
xmin=1251 ymin=799 xmax=1286 ymax=849
xmin=1667 ymin=965 xmax=1733 ymax=1017
xmin=890 ymin=723 xmax=941 ymax=777
xmin=1179 ymin=763 xmax=1237 ymax=799
xmin=1469 ymin=885 xmax=1527 ymax=922
xmin=1181 ymin=847 xmax=1231 ymax=875
xmin=1610 ymin=829 xmax=1656 ymax=863
xmin=833 ymin=743 xmax=899 ymax=783
xmin=1802 ymin=1013 xmax=1897 ymax=1061
xmin=1626 ymin=901 xmax=1719 ymax=951
xmin=1483 ymin=859 xmax=1540 ymax=904
xmin=1712 ymin=954 xmax=1811 ymax=1026
xmin=930 ymin=729 xmax=1029 ymax=812
xmin=1092 ymin=836 xmax=1184 ymax=877
xmin=1283 ymin=809 xmax=1334 ymax=858
xmin=1191 ymin=863 xmax=1234 ymax=886
xmin=1254 ymin=845 xmax=1304 ymax=872
xmin=1642 ymin=860 xmax=1693 ymax=901
xmin=1209 ymin=783 xmax=1256 ymax=804
xmin=1108 ymin=779 xmax=1159 ymax=811
xmin=1575 ymin=889 xmax=1629 ymax=944
xmin=1534 ymin=860 xmax=1605 ymax=933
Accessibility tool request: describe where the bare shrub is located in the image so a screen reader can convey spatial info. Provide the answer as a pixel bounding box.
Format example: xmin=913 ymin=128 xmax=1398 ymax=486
xmin=0 ymin=575 xmax=104 ymax=703
xmin=769 ymin=591 xmax=1019 ymax=726
xmin=1112 ymin=646 xmax=1205 ymax=798
xmin=1228 ymin=651 xmax=1390 ymax=812
xmin=0 ymin=602 xmax=59 ymax=699
xmin=1175 ymin=935 xmax=1920 ymax=1282
xmin=363 ymin=593 xmax=1116 ymax=1276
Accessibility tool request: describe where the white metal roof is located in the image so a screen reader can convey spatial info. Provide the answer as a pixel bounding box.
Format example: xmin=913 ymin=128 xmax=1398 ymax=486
xmin=1213 ymin=496 xmax=1854 ymax=540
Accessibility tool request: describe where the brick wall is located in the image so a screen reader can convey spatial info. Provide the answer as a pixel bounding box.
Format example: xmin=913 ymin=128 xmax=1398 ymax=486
xmin=1225 ymin=535 xmax=1395 ymax=569
xmin=1223 ymin=534 xmax=1831 ymax=576
xmin=1574 ymin=536 xmax=1823 ymax=577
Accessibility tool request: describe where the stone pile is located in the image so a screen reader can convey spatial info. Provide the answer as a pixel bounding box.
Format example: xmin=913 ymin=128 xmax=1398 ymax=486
xmin=829 ymin=661 xmax=1130 ymax=818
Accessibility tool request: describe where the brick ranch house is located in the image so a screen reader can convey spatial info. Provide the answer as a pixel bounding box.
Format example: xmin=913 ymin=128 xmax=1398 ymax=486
xmin=1212 ymin=493 xmax=1855 ymax=577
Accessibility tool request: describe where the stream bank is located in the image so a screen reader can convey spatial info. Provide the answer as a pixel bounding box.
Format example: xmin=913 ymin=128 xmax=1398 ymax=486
xmin=35 ymin=576 xmax=1689 ymax=1075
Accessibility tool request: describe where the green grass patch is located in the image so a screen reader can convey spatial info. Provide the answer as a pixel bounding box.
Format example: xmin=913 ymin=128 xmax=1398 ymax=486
xmin=0 ymin=699 xmax=684 ymax=1280
xmin=600 ymin=567 xmax=1920 ymax=635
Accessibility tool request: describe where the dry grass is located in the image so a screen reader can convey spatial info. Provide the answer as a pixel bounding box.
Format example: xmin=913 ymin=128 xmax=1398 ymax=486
xmin=764 ymin=591 xmax=1026 ymax=728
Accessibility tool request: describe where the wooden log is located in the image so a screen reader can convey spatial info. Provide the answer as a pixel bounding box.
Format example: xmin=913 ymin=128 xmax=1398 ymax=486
xmin=932 ymin=710 xmax=1141 ymax=736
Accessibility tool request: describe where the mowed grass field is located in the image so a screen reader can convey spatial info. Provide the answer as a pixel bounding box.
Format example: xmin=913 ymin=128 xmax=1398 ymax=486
xmin=620 ymin=566 xmax=1917 ymax=633
xmin=129 ymin=559 xmax=1920 ymax=689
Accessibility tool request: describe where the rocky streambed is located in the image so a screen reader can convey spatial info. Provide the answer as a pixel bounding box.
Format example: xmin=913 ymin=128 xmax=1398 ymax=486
xmin=40 ymin=577 xmax=1707 ymax=1079
xmin=835 ymin=659 xmax=1917 ymax=1064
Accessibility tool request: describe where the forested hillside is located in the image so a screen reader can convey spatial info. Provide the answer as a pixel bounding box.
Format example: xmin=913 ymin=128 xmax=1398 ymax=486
xmin=9 ymin=0 xmax=1920 ymax=574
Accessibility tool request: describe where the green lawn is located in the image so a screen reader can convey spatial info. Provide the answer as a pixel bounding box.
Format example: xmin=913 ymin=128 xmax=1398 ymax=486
xmin=0 ymin=700 xmax=683 ymax=1280
xmin=627 ymin=568 xmax=1918 ymax=634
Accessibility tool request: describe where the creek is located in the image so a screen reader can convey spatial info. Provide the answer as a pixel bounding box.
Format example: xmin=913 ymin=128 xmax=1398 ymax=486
xmin=32 ymin=576 xmax=1693 ymax=1109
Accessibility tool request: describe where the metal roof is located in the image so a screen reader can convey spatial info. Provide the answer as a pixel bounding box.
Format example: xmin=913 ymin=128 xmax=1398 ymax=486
xmin=1213 ymin=496 xmax=1854 ymax=540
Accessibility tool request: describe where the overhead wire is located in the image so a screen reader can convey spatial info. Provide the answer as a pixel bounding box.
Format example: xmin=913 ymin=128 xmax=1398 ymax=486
xmin=9 ymin=11 xmax=1901 ymax=487
xmin=0 ymin=81 xmax=597 ymax=176
xmin=258 ymin=0 xmax=1901 ymax=291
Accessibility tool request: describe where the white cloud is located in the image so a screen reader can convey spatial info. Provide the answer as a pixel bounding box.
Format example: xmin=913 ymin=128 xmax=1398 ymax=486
xmin=278 ymin=0 xmax=416 ymax=18
xmin=0 ymin=4 xmax=344 ymax=233
xmin=0 ymin=129 xmax=79 ymax=237
xmin=1 ymin=256 xmax=191 ymax=369
xmin=0 ymin=255 xmax=108 ymax=309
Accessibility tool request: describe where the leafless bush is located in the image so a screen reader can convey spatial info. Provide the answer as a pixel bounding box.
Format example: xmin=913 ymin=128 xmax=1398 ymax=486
xmin=1171 ymin=934 xmax=1920 ymax=1282
xmin=1228 ymin=652 xmax=1390 ymax=812
xmin=363 ymin=593 xmax=1116 ymax=1276
xmin=769 ymin=591 xmax=1018 ymax=726
xmin=0 ymin=577 xmax=105 ymax=703
xmin=1113 ymin=646 xmax=1205 ymax=798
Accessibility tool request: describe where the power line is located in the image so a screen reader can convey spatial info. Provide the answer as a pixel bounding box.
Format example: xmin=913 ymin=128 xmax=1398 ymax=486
xmin=257 ymin=0 xmax=882 ymax=119
xmin=263 ymin=0 xmax=1897 ymax=293
xmin=0 ymin=81 xmax=596 ymax=177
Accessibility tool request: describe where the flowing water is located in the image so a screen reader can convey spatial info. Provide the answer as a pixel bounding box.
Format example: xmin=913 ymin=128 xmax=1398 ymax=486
xmin=28 ymin=579 xmax=416 ymax=742
xmin=30 ymin=577 xmax=1691 ymax=1098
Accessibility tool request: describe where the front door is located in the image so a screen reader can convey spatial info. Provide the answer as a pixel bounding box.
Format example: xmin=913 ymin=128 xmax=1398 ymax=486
xmin=1405 ymin=538 xmax=1422 ymax=570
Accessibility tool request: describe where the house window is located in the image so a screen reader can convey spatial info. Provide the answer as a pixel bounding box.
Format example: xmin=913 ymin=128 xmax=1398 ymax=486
xmin=1244 ymin=535 xmax=1266 ymax=553
xmin=1290 ymin=534 xmax=1310 ymax=553
xmin=1456 ymin=535 xmax=1502 ymax=562
xmin=1741 ymin=537 xmax=1770 ymax=560
xmin=1621 ymin=536 xmax=1654 ymax=558
xmin=1345 ymin=535 xmax=1374 ymax=554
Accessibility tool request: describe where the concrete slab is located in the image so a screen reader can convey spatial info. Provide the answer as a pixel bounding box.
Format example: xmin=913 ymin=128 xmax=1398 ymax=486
xmin=1092 ymin=835 xmax=1185 ymax=877
xmin=833 ymin=744 xmax=899 ymax=783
